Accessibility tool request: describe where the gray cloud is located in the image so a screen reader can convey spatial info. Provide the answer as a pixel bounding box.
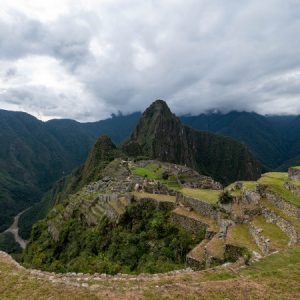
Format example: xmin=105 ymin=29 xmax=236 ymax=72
xmin=0 ymin=0 xmax=300 ymax=121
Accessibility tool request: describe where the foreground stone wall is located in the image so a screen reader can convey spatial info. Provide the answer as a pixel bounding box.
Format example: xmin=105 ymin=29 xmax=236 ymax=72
xmin=176 ymin=193 xmax=219 ymax=220
xmin=265 ymin=192 xmax=300 ymax=220
xmin=262 ymin=208 xmax=300 ymax=245
xmin=249 ymin=223 xmax=270 ymax=255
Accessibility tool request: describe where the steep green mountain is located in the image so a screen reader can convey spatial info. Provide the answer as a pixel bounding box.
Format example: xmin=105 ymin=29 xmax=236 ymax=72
xmin=0 ymin=110 xmax=71 ymax=232
xmin=181 ymin=111 xmax=289 ymax=169
xmin=125 ymin=100 xmax=263 ymax=184
xmin=0 ymin=110 xmax=139 ymax=236
xmin=2 ymin=103 xmax=300 ymax=247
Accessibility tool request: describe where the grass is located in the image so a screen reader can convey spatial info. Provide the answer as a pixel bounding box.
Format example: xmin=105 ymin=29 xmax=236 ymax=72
xmin=290 ymin=166 xmax=300 ymax=171
xmin=132 ymin=163 xmax=160 ymax=179
xmin=180 ymin=188 xmax=221 ymax=204
xmin=258 ymin=172 xmax=300 ymax=207
xmin=226 ymin=224 xmax=260 ymax=253
xmin=206 ymin=236 xmax=225 ymax=259
xmin=253 ymin=216 xmax=289 ymax=250
xmin=261 ymin=198 xmax=300 ymax=231
xmin=242 ymin=181 xmax=257 ymax=190
xmin=225 ymin=183 xmax=241 ymax=197
xmin=1 ymin=245 xmax=300 ymax=299
xmin=132 ymin=163 xmax=181 ymax=190
xmin=289 ymin=179 xmax=300 ymax=188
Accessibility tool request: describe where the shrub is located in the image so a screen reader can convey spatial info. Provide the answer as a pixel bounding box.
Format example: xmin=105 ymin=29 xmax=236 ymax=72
xmin=219 ymin=191 xmax=233 ymax=204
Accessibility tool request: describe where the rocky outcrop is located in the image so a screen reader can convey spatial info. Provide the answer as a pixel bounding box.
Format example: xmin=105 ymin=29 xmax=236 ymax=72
xmin=241 ymin=188 xmax=260 ymax=205
xmin=288 ymin=167 xmax=300 ymax=181
xmin=262 ymin=207 xmax=300 ymax=246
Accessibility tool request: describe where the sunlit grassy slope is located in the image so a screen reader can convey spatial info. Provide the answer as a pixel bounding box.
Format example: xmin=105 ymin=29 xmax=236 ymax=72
xmin=258 ymin=172 xmax=300 ymax=207
xmin=1 ymin=247 xmax=300 ymax=299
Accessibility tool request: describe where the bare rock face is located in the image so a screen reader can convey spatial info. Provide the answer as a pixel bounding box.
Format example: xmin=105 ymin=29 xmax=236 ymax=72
xmin=288 ymin=167 xmax=300 ymax=181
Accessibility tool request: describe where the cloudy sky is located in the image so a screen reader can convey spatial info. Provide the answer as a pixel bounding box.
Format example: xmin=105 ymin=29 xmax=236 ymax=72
xmin=1 ymin=0 xmax=300 ymax=121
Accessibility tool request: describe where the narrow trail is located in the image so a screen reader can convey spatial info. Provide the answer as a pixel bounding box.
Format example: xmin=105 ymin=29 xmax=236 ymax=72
xmin=4 ymin=208 xmax=30 ymax=249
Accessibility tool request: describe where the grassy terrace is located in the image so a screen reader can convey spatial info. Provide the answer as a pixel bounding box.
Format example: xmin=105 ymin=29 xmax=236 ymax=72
xmin=253 ymin=216 xmax=289 ymax=250
xmin=180 ymin=188 xmax=221 ymax=204
xmin=261 ymin=198 xmax=300 ymax=232
xmin=290 ymin=166 xmax=300 ymax=171
xmin=225 ymin=183 xmax=241 ymax=197
xmin=242 ymin=181 xmax=257 ymax=190
xmin=258 ymin=172 xmax=300 ymax=207
xmin=289 ymin=179 xmax=300 ymax=188
xmin=131 ymin=163 xmax=181 ymax=190
xmin=226 ymin=224 xmax=260 ymax=254
xmin=132 ymin=192 xmax=176 ymax=202
xmin=206 ymin=236 xmax=225 ymax=259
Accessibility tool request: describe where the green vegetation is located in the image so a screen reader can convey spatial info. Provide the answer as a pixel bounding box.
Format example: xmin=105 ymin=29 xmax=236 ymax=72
xmin=290 ymin=166 xmax=300 ymax=171
xmin=0 ymin=232 xmax=22 ymax=254
xmin=242 ymin=181 xmax=257 ymax=190
xmin=261 ymin=198 xmax=300 ymax=231
xmin=1 ymin=246 xmax=300 ymax=299
xmin=181 ymin=188 xmax=221 ymax=204
xmin=132 ymin=163 xmax=181 ymax=190
xmin=23 ymin=202 xmax=204 ymax=274
xmin=226 ymin=224 xmax=260 ymax=253
xmin=253 ymin=216 xmax=289 ymax=249
xmin=219 ymin=191 xmax=233 ymax=204
xmin=19 ymin=191 xmax=56 ymax=239
xmin=259 ymin=172 xmax=300 ymax=207
xmin=129 ymin=100 xmax=262 ymax=185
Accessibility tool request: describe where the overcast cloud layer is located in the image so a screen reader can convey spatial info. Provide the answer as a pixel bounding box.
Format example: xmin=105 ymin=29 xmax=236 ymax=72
xmin=0 ymin=0 xmax=300 ymax=121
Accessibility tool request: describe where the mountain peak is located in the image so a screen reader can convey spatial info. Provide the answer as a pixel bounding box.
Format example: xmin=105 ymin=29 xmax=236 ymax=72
xmin=126 ymin=100 xmax=262 ymax=183
xmin=129 ymin=100 xmax=181 ymax=157
xmin=143 ymin=99 xmax=174 ymax=119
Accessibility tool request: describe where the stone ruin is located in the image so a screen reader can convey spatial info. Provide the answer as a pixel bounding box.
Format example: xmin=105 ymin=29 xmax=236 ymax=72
xmin=288 ymin=167 xmax=300 ymax=181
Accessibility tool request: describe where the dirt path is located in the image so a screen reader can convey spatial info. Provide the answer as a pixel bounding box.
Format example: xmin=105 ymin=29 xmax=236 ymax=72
xmin=4 ymin=208 xmax=30 ymax=249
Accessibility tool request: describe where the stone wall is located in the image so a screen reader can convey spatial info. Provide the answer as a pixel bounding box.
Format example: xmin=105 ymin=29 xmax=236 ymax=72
xmin=241 ymin=188 xmax=260 ymax=205
xmin=265 ymin=192 xmax=300 ymax=220
xmin=170 ymin=211 xmax=209 ymax=235
xmin=249 ymin=223 xmax=270 ymax=255
xmin=283 ymin=181 xmax=300 ymax=197
xmin=288 ymin=167 xmax=300 ymax=181
xmin=262 ymin=207 xmax=300 ymax=245
xmin=176 ymin=193 xmax=219 ymax=220
xmin=186 ymin=255 xmax=206 ymax=270
xmin=134 ymin=196 xmax=177 ymax=210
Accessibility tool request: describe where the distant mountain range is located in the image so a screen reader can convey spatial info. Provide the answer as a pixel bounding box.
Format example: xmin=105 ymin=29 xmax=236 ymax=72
xmin=0 ymin=110 xmax=139 ymax=232
xmin=1 ymin=104 xmax=300 ymax=233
